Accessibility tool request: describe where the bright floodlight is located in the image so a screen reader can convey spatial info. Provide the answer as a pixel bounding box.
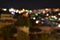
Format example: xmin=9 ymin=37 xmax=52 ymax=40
xmin=58 ymin=24 xmax=60 ymax=27
xmin=58 ymin=13 xmax=60 ymax=15
xmin=35 ymin=20 xmax=40 ymax=24
xmin=2 ymin=8 xmax=7 ymax=11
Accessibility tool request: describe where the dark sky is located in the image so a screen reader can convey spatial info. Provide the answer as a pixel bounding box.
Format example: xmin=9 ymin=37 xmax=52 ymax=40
xmin=0 ymin=0 xmax=60 ymax=9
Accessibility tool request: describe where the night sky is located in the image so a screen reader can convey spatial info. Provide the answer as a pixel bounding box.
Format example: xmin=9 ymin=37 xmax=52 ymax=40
xmin=0 ymin=0 xmax=60 ymax=9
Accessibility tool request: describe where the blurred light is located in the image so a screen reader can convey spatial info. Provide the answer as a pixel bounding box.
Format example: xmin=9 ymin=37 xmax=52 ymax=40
xmin=51 ymin=16 xmax=57 ymax=19
xmin=46 ymin=14 xmax=49 ymax=16
xmin=22 ymin=14 xmax=29 ymax=17
xmin=22 ymin=9 xmax=25 ymax=11
xmin=41 ymin=18 xmax=44 ymax=20
xmin=26 ymin=10 xmax=29 ymax=12
xmin=45 ymin=17 xmax=48 ymax=19
xmin=41 ymin=22 xmax=44 ymax=24
xmin=53 ymin=8 xmax=60 ymax=12
xmin=29 ymin=10 xmax=32 ymax=13
xmin=58 ymin=18 xmax=60 ymax=20
xmin=58 ymin=24 xmax=60 ymax=27
xmin=49 ymin=18 xmax=55 ymax=21
xmin=33 ymin=17 xmax=36 ymax=20
xmin=45 ymin=8 xmax=49 ymax=11
xmin=15 ymin=10 xmax=19 ymax=13
xmin=19 ymin=11 xmax=21 ymax=14
xmin=35 ymin=13 xmax=39 ymax=17
xmin=9 ymin=8 xmax=15 ymax=12
xmin=35 ymin=20 xmax=40 ymax=24
xmin=58 ymin=13 xmax=60 ymax=15
xmin=11 ymin=12 xmax=15 ymax=15
xmin=22 ymin=9 xmax=25 ymax=12
xmin=42 ymin=10 xmax=46 ymax=14
xmin=51 ymin=16 xmax=54 ymax=18
xmin=2 ymin=8 xmax=7 ymax=11
xmin=33 ymin=10 xmax=37 ymax=13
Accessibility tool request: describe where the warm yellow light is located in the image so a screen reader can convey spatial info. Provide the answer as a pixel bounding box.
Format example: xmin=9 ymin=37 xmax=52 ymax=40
xmin=35 ymin=20 xmax=40 ymax=24
xmin=2 ymin=8 xmax=7 ymax=11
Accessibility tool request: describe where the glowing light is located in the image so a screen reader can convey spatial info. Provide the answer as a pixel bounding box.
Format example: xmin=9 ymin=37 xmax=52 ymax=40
xmin=53 ymin=8 xmax=60 ymax=12
xmin=11 ymin=12 xmax=15 ymax=15
xmin=9 ymin=8 xmax=15 ymax=12
xmin=22 ymin=9 xmax=25 ymax=11
xmin=51 ymin=16 xmax=54 ymax=18
xmin=15 ymin=10 xmax=19 ymax=13
xmin=58 ymin=13 xmax=60 ymax=15
xmin=2 ymin=8 xmax=7 ymax=11
xmin=49 ymin=18 xmax=55 ymax=21
xmin=35 ymin=13 xmax=39 ymax=17
xmin=58 ymin=24 xmax=60 ymax=27
xmin=46 ymin=14 xmax=49 ymax=16
xmin=58 ymin=18 xmax=60 ymax=20
xmin=33 ymin=17 xmax=36 ymax=20
xmin=22 ymin=9 xmax=25 ymax=12
xmin=29 ymin=10 xmax=32 ymax=13
xmin=26 ymin=10 xmax=29 ymax=12
xmin=42 ymin=10 xmax=45 ymax=14
xmin=19 ymin=11 xmax=21 ymax=14
xmin=53 ymin=16 xmax=57 ymax=20
xmin=35 ymin=20 xmax=40 ymax=24
xmin=45 ymin=8 xmax=49 ymax=11
xmin=22 ymin=14 xmax=29 ymax=17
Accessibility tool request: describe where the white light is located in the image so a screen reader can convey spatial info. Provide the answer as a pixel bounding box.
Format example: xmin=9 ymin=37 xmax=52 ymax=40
xmin=58 ymin=24 xmax=60 ymax=27
xmin=9 ymin=8 xmax=15 ymax=12
xmin=35 ymin=20 xmax=40 ymax=24
xmin=15 ymin=10 xmax=19 ymax=13
xmin=11 ymin=12 xmax=15 ymax=15
xmin=2 ymin=8 xmax=7 ymax=11
xmin=58 ymin=18 xmax=60 ymax=20
xmin=42 ymin=11 xmax=45 ymax=14
xmin=46 ymin=14 xmax=49 ymax=16
xmin=51 ymin=16 xmax=54 ymax=18
xmin=58 ymin=13 xmax=60 ymax=15
xmin=33 ymin=17 xmax=36 ymax=20
xmin=22 ymin=9 xmax=25 ymax=11
xmin=45 ymin=8 xmax=49 ymax=11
